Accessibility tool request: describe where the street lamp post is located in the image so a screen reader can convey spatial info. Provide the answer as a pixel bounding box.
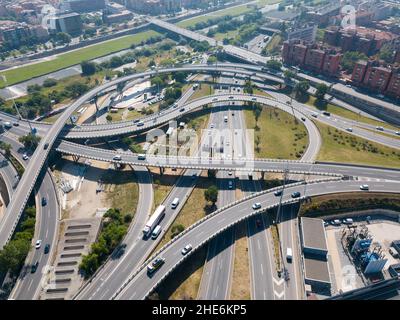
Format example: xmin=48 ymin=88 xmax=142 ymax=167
xmin=1 ymin=75 xmax=34 ymax=134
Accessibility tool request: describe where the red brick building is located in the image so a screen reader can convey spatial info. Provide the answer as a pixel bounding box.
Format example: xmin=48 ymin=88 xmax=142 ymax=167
xmin=385 ymin=68 xmax=400 ymax=99
xmin=351 ymin=60 xmax=368 ymax=84
xmin=282 ymin=40 xmax=341 ymax=77
xmin=362 ymin=65 xmax=392 ymax=93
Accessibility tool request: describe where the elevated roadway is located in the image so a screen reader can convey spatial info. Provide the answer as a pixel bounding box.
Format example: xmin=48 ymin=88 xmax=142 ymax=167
xmin=115 ymin=179 xmax=400 ymax=299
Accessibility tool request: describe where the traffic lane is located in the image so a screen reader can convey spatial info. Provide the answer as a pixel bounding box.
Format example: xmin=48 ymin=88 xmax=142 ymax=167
xmin=247 ymin=214 xmax=275 ymax=300
xmin=78 ymin=170 xmax=199 ymax=300
xmin=279 ymin=204 xmax=301 ymax=300
xmin=55 ymin=141 xmax=400 ymax=181
xmin=0 ymin=153 xmax=17 ymax=199
xmin=116 ymin=180 xmax=400 ymax=300
xmin=15 ymin=172 xmax=58 ymax=300
xmin=272 ymin=92 xmax=400 ymax=146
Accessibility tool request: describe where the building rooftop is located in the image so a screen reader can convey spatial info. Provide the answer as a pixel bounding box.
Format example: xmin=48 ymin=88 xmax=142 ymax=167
xmin=304 ymin=257 xmax=331 ymax=284
xmin=301 ymin=217 xmax=328 ymax=252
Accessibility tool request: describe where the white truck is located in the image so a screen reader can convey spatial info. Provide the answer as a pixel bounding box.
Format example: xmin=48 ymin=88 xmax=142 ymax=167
xmin=286 ymin=248 xmax=293 ymax=262
xmin=143 ymin=205 xmax=166 ymax=238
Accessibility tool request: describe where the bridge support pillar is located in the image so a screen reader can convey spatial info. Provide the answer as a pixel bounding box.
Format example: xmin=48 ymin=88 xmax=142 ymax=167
xmin=261 ymin=172 xmax=265 ymax=180
xmin=72 ymin=155 xmax=80 ymax=162
xmin=159 ymin=167 xmax=164 ymax=175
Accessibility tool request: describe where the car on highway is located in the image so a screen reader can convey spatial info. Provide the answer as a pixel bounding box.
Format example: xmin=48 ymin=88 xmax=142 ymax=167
xmin=229 ymin=96 xmax=234 ymax=99
xmin=274 ymin=190 xmax=282 ymax=197
xmin=4 ymin=121 xmax=12 ymax=129
xmin=44 ymin=244 xmax=50 ymax=254
xmin=360 ymin=184 xmax=369 ymax=191
xmin=342 ymin=218 xmax=354 ymax=225
xmin=252 ymin=202 xmax=261 ymax=210
xmin=113 ymin=155 xmax=122 ymax=161
xmin=147 ymin=257 xmax=165 ymax=274
xmin=181 ymin=244 xmax=192 ymax=255
xmin=291 ymin=191 xmax=301 ymax=198
xmin=251 ymin=97 xmax=257 ymax=101
xmin=41 ymin=197 xmax=47 ymax=206
xmin=396 ymin=131 xmax=400 ymax=136
xmin=35 ymin=239 xmax=42 ymax=249
xmin=332 ymin=219 xmax=341 ymax=226
xmin=210 ymin=124 xmax=215 ymax=128
xmin=137 ymin=154 xmax=146 ymax=160
xmin=31 ymin=261 xmax=39 ymax=273
xmin=22 ymin=154 xmax=29 ymax=161
xmin=137 ymin=122 xmax=144 ymax=127
xmin=228 ymin=171 xmax=233 ymax=176
xmin=376 ymin=126 xmax=384 ymax=131
xmin=212 ymin=98 xmax=218 ymax=102
xmin=133 ymin=119 xmax=140 ymax=123
xmin=151 ymin=225 xmax=162 ymax=240
xmin=171 ymin=197 xmax=180 ymax=209
xmin=179 ymin=107 xmax=185 ymax=112
xmin=301 ymin=117 xmax=306 ymax=121
xmin=346 ymin=127 xmax=353 ymax=132
xmin=322 ymin=111 xmax=331 ymax=116
xmin=13 ymin=122 xmax=19 ymax=127
xmin=43 ymin=143 xmax=49 ymax=150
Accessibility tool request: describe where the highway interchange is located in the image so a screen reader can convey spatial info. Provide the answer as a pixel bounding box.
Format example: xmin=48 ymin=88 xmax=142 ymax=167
xmin=0 ymin=59 xmax=399 ymax=300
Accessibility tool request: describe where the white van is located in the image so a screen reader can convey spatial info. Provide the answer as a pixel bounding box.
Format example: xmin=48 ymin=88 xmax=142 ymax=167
xmin=138 ymin=154 xmax=146 ymax=160
xmin=286 ymin=248 xmax=293 ymax=262
xmin=171 ymin=197 xmax=179 ymax=209
xmin=151 ymin=225 xmax=162 ymax=239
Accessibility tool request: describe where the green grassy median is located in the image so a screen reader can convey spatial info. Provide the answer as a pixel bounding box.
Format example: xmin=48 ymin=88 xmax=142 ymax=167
xmin=0 ymin=30 xmax=160 ymax=88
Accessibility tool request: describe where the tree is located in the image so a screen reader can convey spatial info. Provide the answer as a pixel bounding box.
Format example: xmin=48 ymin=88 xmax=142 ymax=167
xmin=172 ymin=71 xmax=187 ymax=84
xmin=207 ymin=56 xmax=217 ymax=65
xmin=0 ymin=238 xmax=30 ymax=277
xmin=42 ymin=78 xmax=57 ymax=88
xmin=315 ymin=83 xmax=328 ymax=101
xmin=341 ymin=51 xmax=367 ymax=73
xmin=284 ymin=70 xmax=295 ymax=82
xmin=204 ymin=185 xmax=218 ymax=205
xmin=54 ymin=32 xmax=71 ymax=45
xmin=379 ymin=44 xmax=395 ymax=63
xmin=81 ymin=61 xmax=97 ymax=76
xmin=0 ymin=142 xmax=11 ymax=157
xmin=294 ymin=80 xmax=310 ymax=98
xmin=244 ymin=80 xmax=254 ymax=94
xmin=79 ymin=253 xmax=100 ymax=278
xmin=106 ymin=115 xmax=112 ymax=122
xmin=18 ymin=133 xmax=41 ymax=150
xmin=253 ymin=103 xmax=263 ymax=124
xmin=65 ymin=82 xmax=89 ymax=98
xmin=266 ymin=59 xmax=282 ymax=71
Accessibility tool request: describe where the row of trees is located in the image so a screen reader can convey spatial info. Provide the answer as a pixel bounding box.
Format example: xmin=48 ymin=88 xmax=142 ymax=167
xmin=0 ymin=206 xmax=36 ymax=278
xmin=79 ymin=208 xmax=131 ymax=278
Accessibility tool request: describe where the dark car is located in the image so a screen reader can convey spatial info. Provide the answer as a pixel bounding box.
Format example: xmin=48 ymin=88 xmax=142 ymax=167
xmin=291 ymin=191 xmax=301 ymax=198
xmin=31 ymin=261 xmax=39 ymax=273
xmin=44 ymin=143 xmax=49 ymax=150
xmin=41 ymin=197 xmax=47 ymax=206
xmin=274 ymin=190 xmax=282 ymax=197
xmin=44 ymin=244 xmax=50 ymax=254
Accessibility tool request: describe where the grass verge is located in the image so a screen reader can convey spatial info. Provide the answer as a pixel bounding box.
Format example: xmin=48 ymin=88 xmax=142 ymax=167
xmin=0 ymin=30 xmax=160 ymax=87
xmin=315 ymin=121 xmax=400 ymax=168
xmin=244 ymin=107 xmax=309 ymax=159
xmin=230 ymin=221 xmax=251 ymax=300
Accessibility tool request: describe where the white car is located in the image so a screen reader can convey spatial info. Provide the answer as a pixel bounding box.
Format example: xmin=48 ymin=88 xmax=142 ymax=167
xmin=376 ymin=126 xmax=384 ymax=131
xmin=360 ymin=184 xmax=369 ymax=191
xmin=252 ymin=203 xmax=261 ymax=210
xmin=228 ymin=180 xmax=233 ymax=189
xmin=22 ymin=154 xmax=29 ymax=160
xmin=113 ymin=155 xmax=122 ymax=161
xmin=35 ymin=240 xmax=42 ymax=249
xmin=228 ymin=171 xmax=233 ymax=176
xmin=181 ymin=244 xmax=192 ymax=255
